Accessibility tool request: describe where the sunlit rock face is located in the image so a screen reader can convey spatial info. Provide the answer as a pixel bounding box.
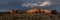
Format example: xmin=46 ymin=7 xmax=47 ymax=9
xmin=9 ymin=10 xmax=25 ymax=14
xmin=9 ymin=10 xmax=17 ymax=14
xmin=26 ymin=8 xmax=57 ymax=14
xmin=26 ymin=8 xmax=39 ymax=14
xmin=40 ymin=9 xmax=52 ymax=14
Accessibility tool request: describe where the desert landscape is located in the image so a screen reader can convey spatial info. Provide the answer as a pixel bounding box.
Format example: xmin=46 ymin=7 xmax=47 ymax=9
xmin=0 ymin=8 xmax=59 ymax=20
xmin=0 ymin=10 xmax=59 ymax=20
xmin=0 ymin=0 xmax=60 ymax=20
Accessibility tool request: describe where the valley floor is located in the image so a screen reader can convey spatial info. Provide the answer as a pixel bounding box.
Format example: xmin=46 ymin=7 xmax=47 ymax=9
xmin=0 ymin=13 xmax=60 ymax=20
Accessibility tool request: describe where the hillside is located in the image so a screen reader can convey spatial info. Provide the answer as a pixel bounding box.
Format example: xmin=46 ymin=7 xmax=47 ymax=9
xmin=0 ymin=12 xmax=60 ymax=20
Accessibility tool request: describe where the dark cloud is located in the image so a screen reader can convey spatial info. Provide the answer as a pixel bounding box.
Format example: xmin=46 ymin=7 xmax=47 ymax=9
xmin=0 ymin=0 xmax=60 ymax=12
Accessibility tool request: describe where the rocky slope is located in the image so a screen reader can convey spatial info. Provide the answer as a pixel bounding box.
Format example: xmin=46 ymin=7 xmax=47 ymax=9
xmin=0 ymin=12 xmax=60 ymax=20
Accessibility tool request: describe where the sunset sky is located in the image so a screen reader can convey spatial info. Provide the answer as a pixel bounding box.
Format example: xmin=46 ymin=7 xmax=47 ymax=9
xmin=0 ymin=0 xmax=60 ymax=12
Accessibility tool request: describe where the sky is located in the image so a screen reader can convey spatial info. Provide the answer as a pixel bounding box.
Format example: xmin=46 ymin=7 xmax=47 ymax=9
xmin=0 ymin=0 xmax=60 ymax=12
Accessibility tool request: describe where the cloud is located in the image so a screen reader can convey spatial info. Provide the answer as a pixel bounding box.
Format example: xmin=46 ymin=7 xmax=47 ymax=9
xmin=22 ymin=0 xmax=59 ymax=7
xmin=39 ymin=0 xmax=51 ymax=7
xmin=22 ymin=3 xmax=38 ymax=7
xmin=40 ymin=0 xmax=53 ymax=6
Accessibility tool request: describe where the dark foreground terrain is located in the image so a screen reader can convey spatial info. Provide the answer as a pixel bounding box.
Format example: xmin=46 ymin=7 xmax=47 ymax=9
xmin=0 ymin=12 xmax=60 ymax=20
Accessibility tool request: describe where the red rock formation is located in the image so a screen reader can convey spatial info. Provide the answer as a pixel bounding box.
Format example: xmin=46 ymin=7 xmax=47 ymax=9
xmin=26 ymin=9 xmax=57 ymax=14
xmin=9 ymin=10 xmax=25 ymax=14
xmin=26 ymin=8 xmax=39 ymax=14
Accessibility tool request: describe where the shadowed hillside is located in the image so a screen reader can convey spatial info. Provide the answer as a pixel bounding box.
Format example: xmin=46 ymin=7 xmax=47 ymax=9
xmin=0 ymin=12 xmax=60 ymax=20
